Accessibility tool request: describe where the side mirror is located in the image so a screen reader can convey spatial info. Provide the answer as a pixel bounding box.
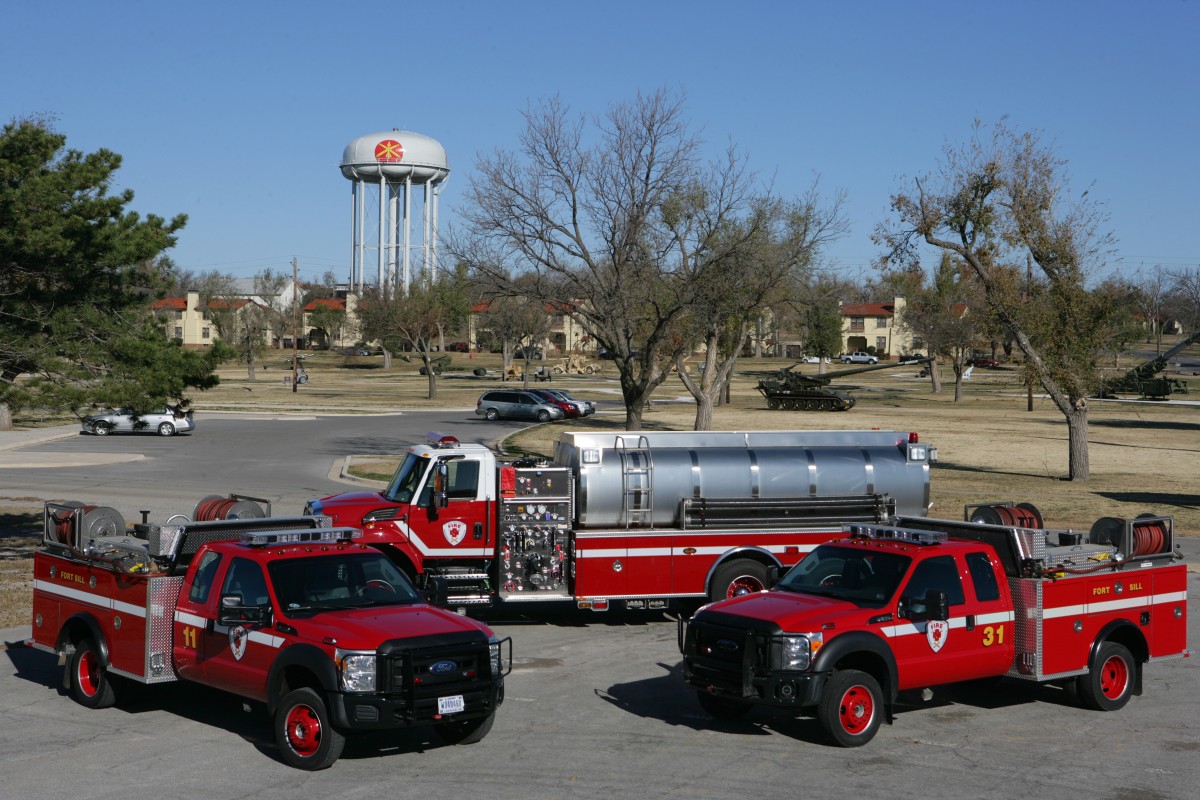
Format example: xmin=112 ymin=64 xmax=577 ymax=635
xmin=433 ymin=463 xmax=449 ymax=509
xmin=218 ymin=593 xmax=268 ymax=625
xmin=902 ymin=589 xmax=950 ymax=622
xmin=767 ymin=564 xmax=781 ymax=587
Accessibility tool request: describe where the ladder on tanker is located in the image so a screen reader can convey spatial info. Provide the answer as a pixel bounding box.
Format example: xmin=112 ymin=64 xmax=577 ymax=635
xmin=616 ymin=434 xmax=654 ymax=528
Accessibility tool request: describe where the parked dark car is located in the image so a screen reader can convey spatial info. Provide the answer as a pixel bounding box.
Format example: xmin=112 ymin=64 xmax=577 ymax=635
xmin=514 ymin=348 xmax=544 ymax=360
xmin=475 ymin=390 xmax=565 ymax=422
xmin=546 ymin=388 xmax=596 ymax=416
xmin=529 ymin=389 xmax=584 ymax=418
xmin=968 ymin=357 xmax=1001 ymax=368
xmin=447 ymin=341 xmax=470 ymax=352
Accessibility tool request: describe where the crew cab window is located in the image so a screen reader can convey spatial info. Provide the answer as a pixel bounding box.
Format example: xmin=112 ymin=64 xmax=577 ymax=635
xmin=445 ymin=458 xmax=480 ymax=499
xmin=966 ymin=552 xmax=1001 ymax=602
xmin=902 ymin=556 xmax=965 ymax=606
xmin=221 ymin=558 xmax=270 ymax=606
xmin=188 ymin=550 xmax=222 ymax=604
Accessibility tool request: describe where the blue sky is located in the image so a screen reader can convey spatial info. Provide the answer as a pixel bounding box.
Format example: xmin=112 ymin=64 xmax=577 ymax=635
xmin=5 ymin=1 xmax=1198 ymax=286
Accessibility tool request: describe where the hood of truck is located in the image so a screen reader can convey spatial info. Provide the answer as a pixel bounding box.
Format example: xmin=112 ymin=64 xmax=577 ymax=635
xmin=307 ymin=490 xmax=396 ymax=526
xmin=700 ymin=589 xmax=874 ymax=631
xmin=288 ymin=603 xmax=492 ymax=647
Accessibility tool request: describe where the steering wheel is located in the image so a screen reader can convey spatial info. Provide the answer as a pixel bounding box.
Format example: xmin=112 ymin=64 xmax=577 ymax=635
xmin=356 ymin=579 xmax=397 ymax=597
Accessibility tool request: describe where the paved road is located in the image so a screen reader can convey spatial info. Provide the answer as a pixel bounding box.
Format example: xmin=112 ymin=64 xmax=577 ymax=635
xmin=1 ymin=413 xmax=1198 ymax=799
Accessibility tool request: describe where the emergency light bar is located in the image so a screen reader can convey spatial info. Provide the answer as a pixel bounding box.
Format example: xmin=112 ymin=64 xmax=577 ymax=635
xmin=426 ymin=431 xmax=460 ymax=448
xmin=847 ymin=524 xmax=947 ymax=545
xmin=242 ymin=528 xmax=360 ymax=547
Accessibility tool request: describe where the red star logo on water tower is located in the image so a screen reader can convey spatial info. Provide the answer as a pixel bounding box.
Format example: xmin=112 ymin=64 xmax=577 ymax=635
xmin=375 ymin=139 xmax=405 ymax=162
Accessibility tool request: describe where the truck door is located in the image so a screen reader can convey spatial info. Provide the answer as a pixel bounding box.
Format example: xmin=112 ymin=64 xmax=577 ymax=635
xmin=403 ymin=457 xmax=493 ymax=568
xmin=892 ymin=553 xmax=1003 ymax=689
xmin=173 ymin=549 xmax=222 ymax=681
xmin=199 ymin=556 xmax=277 ymax=701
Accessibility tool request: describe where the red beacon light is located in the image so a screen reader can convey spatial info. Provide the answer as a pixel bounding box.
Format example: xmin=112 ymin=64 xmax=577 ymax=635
xmin=426 ymin=431 xmax=460 ymax=448
xmin=908 ymin=432 xmax=919 ymax=443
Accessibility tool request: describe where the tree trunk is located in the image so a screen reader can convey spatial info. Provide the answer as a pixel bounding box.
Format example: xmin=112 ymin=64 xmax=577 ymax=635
xmin=693 ymin=394 xmax=714 ymax=431
xmin=1066 ymin=405 xmax=1090 ymax=481
xmin=0 ymin=403 xmax=12 ymax=431
xmin=929 ymin=360 xmax=942 ymax=394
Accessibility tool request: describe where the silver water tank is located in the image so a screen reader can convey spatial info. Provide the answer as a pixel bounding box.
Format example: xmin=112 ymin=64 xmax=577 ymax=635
xmin=552 ymin=430 xmax=934 ymax=529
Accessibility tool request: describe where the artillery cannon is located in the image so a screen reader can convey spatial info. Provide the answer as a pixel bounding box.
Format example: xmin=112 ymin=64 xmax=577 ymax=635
xmin=1097 ymin=330 xmax=1199 ymax=400
xmin=757 ymin=357 xmax=932 ymax=411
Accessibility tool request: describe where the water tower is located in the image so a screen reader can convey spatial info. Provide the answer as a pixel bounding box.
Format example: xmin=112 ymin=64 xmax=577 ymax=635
xmin=340 ymin=130 xmax=450 ymax=293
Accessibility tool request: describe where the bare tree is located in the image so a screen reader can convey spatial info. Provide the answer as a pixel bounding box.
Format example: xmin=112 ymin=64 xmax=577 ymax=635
xmin=1168 ymin=266 xmax=1200 ymax=334
xmin=475 ymin=294 xmax=554 ymax=387
xmin=453 ymin=88 xmax=775 ymax=429
xmin=876 ymin=121 xmax=1117 ymax=481
xmin=675 ymin=193 xmax=846 ymax=429
xmin=897 ymin=253 xmax=980 ymax=400
xmin=358 ymin=283 xmax=455 ymax=400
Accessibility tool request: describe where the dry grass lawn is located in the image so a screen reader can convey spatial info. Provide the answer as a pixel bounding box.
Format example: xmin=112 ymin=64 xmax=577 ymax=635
xmin=2 ymin=345 xmax=1197 ymax=627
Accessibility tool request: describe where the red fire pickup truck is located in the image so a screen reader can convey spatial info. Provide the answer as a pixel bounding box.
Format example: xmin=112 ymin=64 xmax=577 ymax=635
xmin=680 ymin=510 xmax=1188 ymax=745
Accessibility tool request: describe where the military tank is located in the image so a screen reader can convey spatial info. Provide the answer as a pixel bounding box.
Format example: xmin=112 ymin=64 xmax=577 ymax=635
xmin=756 ymin=357 xmax=932 ymax=411
xmin=1096 ymin=330 xmax=1198 ymax=400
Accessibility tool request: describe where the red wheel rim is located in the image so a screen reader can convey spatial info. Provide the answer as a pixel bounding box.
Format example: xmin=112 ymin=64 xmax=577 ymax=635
xmin=838 ymin=685 xmax=875 ymax=735
xmin=77 ymin=650 xmax=100 ymax=698
xmin=1099 ymin=655 xmax=1129 ymax=700
xmin=727 ymin=575 xmax=765 ymax=597
xmin=285 ymin=704 xmax=322 ymax=757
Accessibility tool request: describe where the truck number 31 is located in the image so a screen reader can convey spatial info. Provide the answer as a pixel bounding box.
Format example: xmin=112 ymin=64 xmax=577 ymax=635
xmin=981 ymin=625 xmax=1005 ymax=647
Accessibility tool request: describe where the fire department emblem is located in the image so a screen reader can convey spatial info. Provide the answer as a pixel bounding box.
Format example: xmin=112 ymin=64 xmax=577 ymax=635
xmin=926 ymin=620 xmax=949 ymax=653
xmin=443 ymin=520 xmax=468 ymax=547
xmin=229 ymin=626 xmax=248 ymax=661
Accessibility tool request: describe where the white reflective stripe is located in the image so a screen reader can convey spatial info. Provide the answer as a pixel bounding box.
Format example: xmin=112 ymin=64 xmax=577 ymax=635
xmin=175 ymin=610 xmax=206 ymax=628
xmin=391 ymin=521 xmax=492 ymax=557
xmin=576 ymin=544 xmax=823 ymax=558
xmin=1042 ymin=591 xmax=1185 ymax=620
xmin=248 ymin=630 xmax=285 ymax=648
xmin=35 ymin=579 xmax=147 ymax=618
xmin=880 ymin=610 xmax=1013 ymax=639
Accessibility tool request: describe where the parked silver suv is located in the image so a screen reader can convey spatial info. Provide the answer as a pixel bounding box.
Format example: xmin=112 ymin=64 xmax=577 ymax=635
xmin=475 ymin=390 xmax=565 ymax=422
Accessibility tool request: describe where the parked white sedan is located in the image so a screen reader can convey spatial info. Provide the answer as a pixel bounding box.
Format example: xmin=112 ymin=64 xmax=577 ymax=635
xmin=81 ymin=407 xmax=196 ymax=437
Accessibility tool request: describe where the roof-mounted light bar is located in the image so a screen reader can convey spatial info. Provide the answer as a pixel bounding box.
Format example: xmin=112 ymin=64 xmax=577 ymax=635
xmin=847 ymin=524 xmax=947 ymax=545
xmin=242 ymin=528 xmax=360 ymax=547
xmin=426 ymin=431 xmax=460 ymax=448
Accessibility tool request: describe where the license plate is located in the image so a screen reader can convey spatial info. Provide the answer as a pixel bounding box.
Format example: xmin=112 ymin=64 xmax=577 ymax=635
xmin=438 ymin=694 xmax=465 ymax=714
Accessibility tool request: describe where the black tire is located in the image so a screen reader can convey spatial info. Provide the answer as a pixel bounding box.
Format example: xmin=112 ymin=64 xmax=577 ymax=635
xmin=708 ymin=559 xmax=769 ymax=603
xmin=817 ymin=669 xmax=883 ymax=747
xmin=696 ymin=690 xmax=752 ymax=721
xmin=1076 ymin=641 xmax=1136 ymax=711
xmin=484 ymin=408 xmax=499 ymax=421
xmin=69 ymin=638 xmax=119 ymax=709
xmin=275 ymin=687 xmax=346 ymax=770
xmin=536 ymin=410 xmax=552 ymax=422
xmin=93 ymin=423 xmax=111 ymax=436
xmin=157 ymin=421 xmax=175 ymax=436
xmin=435 ymin=710 xmax=496 ymax=745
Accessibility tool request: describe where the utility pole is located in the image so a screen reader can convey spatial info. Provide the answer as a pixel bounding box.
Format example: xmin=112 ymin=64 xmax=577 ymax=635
xmin=292 ymin=257 xmax=299 ymax=394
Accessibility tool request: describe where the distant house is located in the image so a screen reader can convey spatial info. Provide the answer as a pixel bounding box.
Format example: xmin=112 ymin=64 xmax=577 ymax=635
xmin=839 ymin=297 xmax=914 ymax=358
xmin=150 ymin=291 xmax=271 ymax=349
xmin=303 ymin=295 xmax=363 ymax=350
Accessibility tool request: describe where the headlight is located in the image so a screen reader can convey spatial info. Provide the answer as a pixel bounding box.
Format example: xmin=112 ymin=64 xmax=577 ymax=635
xmin=303 ymin=500 xmax=321 ymax=516
xmin=777 ymin=633 xmax=823 ymax=671
xmin=488 ymin=636 xmax=506 ymax=677
xmin=336 ymin=649 xmax=376 ymax=692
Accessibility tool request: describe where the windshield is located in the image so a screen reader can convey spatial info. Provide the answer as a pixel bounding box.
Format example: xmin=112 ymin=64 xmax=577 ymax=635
xmin=269 ymin=551 xmax=423 ymax=613
xmin=774 ymin=545 xmax=911 ymax=607
xmin=384 ymin=452 xmax=431 ymax=503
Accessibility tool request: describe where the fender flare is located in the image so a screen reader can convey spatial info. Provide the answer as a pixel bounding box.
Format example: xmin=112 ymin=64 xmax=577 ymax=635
xmin=702 ymin=547 xmax=783 ymax=589
xmin=1090 ymin=618 xmax=1149 ymax=695
xmin=59 ymin=612 xmax=109 ymax=663
xmin=266 ymin=643 xmax=340 ymax=716
xmin=811 ymin=629 xmax=899 ymax=705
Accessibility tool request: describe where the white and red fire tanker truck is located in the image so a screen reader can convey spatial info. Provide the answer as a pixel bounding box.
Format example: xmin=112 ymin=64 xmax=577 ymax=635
xmin=304 ymin=430 xmax=937 ymax=610
xmin=29 ymin=497 xmax=511 ymax=770
xmin=680 ymin=505 xmax=1189 ymax=746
